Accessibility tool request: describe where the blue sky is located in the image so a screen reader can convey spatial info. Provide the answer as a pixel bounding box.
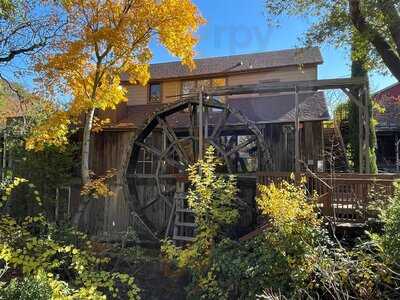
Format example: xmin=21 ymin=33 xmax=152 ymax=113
xmin=151 ymin=0 xmax=397 ymax=93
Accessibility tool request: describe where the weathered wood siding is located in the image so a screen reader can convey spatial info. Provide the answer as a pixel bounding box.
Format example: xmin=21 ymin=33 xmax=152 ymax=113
xmin=301 ymin=121 xmax=324 ymax=171
xmin=227 ymin=66 xmax=316 ymax=85
xmin=264 ymin=121 xmax=324 ymax=172
xmin=162 ymin=81 xmax=181 ymax=103
xmin=127 ymin=84 xmax=147 ymax=105
xmin=126 ymin=65 xmax=318 ymax=105
xmin=85 ymin=130 xmax=135 ymax=237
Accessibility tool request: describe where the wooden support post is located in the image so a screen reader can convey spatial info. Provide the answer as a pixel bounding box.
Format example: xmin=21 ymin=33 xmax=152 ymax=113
xmin=294 ymin=86 xmax=300 ymax=174
xmin=198 ymin=90 xmax=203 ymax=160
xmin=204 ymin=106 xmax=208 ymax=139
xmin=2 ymin=131 xmax=6 ymax=180
xmin=358 ymin=98 xmax=364 ymax=173
xmin=55 ymin=187 xmax=59 ymax=222
xmin=364 ymin=83 xmax=370 ymax=173
xmin=396 ymin=138 xmax=400 ymax=173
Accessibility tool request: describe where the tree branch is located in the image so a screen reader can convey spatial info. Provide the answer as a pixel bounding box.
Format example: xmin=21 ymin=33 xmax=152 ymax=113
xmin=0 ymin=41 xmax=45 ymax=63
xmin=349 ymin=0 xmax=400 ymax=81
xmin=377 ymin=0 xmax=400 ymax=55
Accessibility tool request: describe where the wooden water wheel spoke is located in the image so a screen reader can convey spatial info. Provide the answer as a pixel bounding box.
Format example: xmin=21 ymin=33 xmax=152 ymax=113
xmin=211 ymin=109 xmax=230 ymax=140
xmin=230 ymin=108 xmax=273 ymax=169
xmin=135 ymin=141 xmax=186 ymax=171
xmin=155 ymin=163 xmax=174 ymax=208
xmin=208 ymin=139 xmax=233 ymax=173
xmin=157 ymin=116 xmax=191 ymax=166
xmin=188 ymin=103 xmax=196 ymax=138
xmin=140 ymin=196 xmax=160 ymax=211
xmin=226 ymin=136 xmax=257 ymax=157
xmin=188 ymin=103 xmax=199 ymax=158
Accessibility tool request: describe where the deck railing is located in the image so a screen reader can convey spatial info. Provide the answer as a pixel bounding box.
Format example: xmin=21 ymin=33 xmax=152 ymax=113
xmin=257 ymin=172 xmax=399 ymax=223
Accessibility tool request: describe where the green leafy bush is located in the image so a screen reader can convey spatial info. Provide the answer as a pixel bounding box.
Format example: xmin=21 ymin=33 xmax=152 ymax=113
xmin=162 ymin=146 xmax=239 ymax=299
xmin=0 ymin=274 xmax=53 ymax=300
xmin=377 ymin=181 xmax=400 ymax=263
xmin=0 ymin=177 xmax=140 ymax=300
xmin=163 ymin=155 xmax=400 ymax=299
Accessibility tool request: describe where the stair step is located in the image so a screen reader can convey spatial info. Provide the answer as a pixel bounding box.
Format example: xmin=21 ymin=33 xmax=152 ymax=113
xmin=175 ymin=222 xmax=196 ymax=227
xmin=173 ymin=235 xmax=195 ymax=242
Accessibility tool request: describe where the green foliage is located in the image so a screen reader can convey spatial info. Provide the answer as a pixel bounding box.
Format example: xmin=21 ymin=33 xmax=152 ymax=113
xmin=186 ymin=146 xmax=239 ymax=237
xmin=0 ymin=0 xmax=15 ymax=19
xmin=0 ymin=177 xmax=140 ymax=299
xmin=1 ymin=96 xmax=78 ymax=220
xmin=375 ymin=182 xmax=400 ymax=264
xmin=165 ymin=167 xmax=400 ymax=299
xmin=265 ymin=0 xmax=400 ymax=76
xmin=0 ymin=274 xmax=52 ymax=300
xmin=162 ymin=146 xmax=239 ymax=299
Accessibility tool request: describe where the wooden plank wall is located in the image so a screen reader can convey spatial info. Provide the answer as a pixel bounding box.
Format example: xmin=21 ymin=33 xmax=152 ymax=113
xmin=85 ymin=130 xmax=135 ymax=237
xmin=264 ymin=121 xmax=324 ymax=172
xmin=80 ymin=121 xmax=323 ymax=237
xmin=301 ymin=121 xmax=324 ymax=171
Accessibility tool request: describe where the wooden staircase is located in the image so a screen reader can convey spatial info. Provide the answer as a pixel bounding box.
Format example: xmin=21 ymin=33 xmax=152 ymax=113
xmin=324 ymin=124 xmax=349 ymax=172
xmin=172 ymin=184 xmax=196 ymax=244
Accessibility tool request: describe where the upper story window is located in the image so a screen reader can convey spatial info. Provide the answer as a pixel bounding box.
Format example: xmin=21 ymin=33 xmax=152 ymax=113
xmin=149 ymin=83 xmax=161 ymax=103
xmin=181 ymin=78 xmax=226 ymax=101
xmin=182 ymin=80 xmax=196 ymax=95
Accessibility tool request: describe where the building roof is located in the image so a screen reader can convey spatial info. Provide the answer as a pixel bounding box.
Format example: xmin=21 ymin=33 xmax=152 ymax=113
xmin=109 ymin=92 xmax=329 ymax=130
xmin=0 ymin=98 xmax=27 ymax=126
xmin=373 ymin=82 xmax=400 ymax=130
xmin=122 ymin=47 xmax=323 ymax=82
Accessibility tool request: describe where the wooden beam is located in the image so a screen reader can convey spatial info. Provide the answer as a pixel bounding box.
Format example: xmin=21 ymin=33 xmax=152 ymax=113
xmin=199 ymin=90 xmax=204 ymax=160
xmin=210 ymin=109 xmax=230 ymax=140
xmin=135 ymin=141 xmax=185 ymax=171
xmin=156 ymin=116 xmax=190 ymax=165
xmin=341 ymin=88 xmax=363 ymax=109
xmin=364 ymin=83 xmax=371 ymax=173
xmin=205 ymin=77 xmax=367 ymax=97
xmin=226 ymin=136 xmax=257 ymax=157
xmin=295 ymin=86 xmax=301 ymax=173
xmin=358 ymin=104 xmax=364 ymax=173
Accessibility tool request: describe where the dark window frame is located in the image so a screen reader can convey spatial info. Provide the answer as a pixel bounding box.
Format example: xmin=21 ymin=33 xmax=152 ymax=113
xmin=148 ymin=82 xmax=162 ymax=103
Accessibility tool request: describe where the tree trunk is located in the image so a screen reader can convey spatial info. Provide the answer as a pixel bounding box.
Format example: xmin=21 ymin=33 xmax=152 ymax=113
xmin=348 ymin=39 xmax=377 ymax=173
xmin=72 ymin=107 xmax=95 ymax=226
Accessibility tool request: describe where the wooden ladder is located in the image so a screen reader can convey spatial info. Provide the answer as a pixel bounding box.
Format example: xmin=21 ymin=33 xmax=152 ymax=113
xmin=172 ymin=185 xmax=196 ymax=244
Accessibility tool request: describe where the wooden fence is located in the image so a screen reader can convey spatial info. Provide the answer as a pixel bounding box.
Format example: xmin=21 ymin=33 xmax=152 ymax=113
xmin=257 ymin=172 xmax=399 ymax=223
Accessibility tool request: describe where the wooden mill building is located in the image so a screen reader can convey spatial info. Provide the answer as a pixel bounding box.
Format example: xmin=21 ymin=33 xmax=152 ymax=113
xmin=85 ymin=47 xmax=330 ymax=240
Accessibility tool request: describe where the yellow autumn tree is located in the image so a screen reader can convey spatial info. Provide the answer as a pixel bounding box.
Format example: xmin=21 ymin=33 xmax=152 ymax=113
xmin=26 ymin=0 xmax=205 ymax=225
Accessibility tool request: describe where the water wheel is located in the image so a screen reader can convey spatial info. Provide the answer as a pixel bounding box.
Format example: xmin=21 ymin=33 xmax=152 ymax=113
xmin=124 ymin=95 xmax=272 ymax=240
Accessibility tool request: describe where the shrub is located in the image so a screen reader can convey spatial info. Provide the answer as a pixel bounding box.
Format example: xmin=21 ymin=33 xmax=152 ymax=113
xmin=162 ymin=146 xmax=239 ymax=299
xmin=163 ymin=157 xmax=400 ymax=299
xmin=376 ymin=181 xmax=400 ymax=264
xmin=0 ymin=272 xmax=53 ymax=300
xmin=0 ymin=177 xmax=140 ymax=300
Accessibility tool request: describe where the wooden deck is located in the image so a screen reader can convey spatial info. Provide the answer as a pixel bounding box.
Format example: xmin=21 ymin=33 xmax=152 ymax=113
xmin=257 ymin=172 xmax=399 ymax=223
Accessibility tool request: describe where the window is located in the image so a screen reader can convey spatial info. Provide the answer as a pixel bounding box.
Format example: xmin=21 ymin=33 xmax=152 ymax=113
xmin=149 ymin=83 xmax=161 ymax=103
xmin=212 ymin=78 xmax=226 ymax=87
xmin=182 ymin=80 xmax=196 ymax=95
xmin=136 ymin=148 xmax=154 ymax=174
xmin=197 ymin=79 xmax=212 ymax=90
xmin=181 ymin=78 xmax=226 ymax=94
